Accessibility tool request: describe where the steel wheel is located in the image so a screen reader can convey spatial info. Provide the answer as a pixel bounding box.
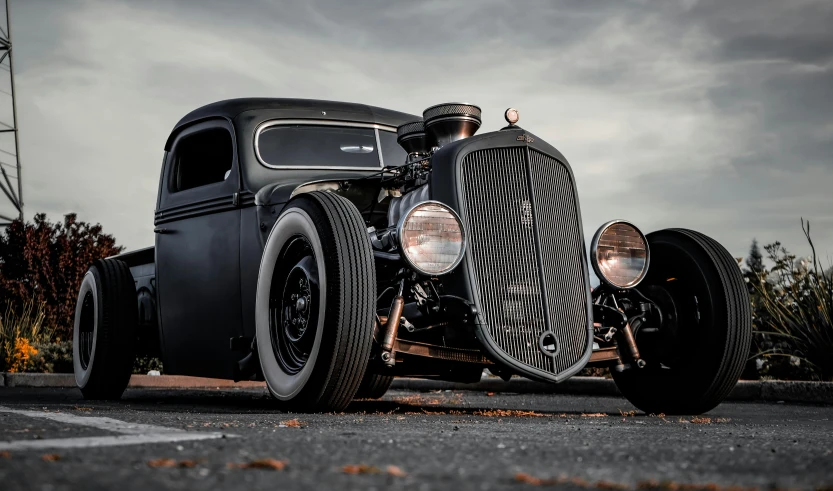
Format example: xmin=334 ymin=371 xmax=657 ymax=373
xmin=270 ymin=236 xmax=320 ymax=375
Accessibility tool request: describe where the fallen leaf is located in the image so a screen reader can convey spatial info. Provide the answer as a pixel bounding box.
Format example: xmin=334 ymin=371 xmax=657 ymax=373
xmin=178 ymin=460 xmax=197 ymax=468
xmin=486 ymin=392 xmax=496 ymax=397
xmin=231 ymin=458 xmax=287 ymax=470
xmin=0 ymin=451 xmax=10 ymax=459
xmin=596 ymin=480 xmax=629 ymax=489
xmin=582 ymin=413 xmax=607 ymax=418
xmin=690 ymin=417 xmax=712 ymax=424
xmin=41 ymin=454 xmax=61 ymax=462
xmin=73 ymin=406 xmax=92 ymax=411
xmin=514 ymin=472 xmax=562 ymax=486
xmin=147 ymin=458 xmax=177 ymax=468
xmin=386 ymin=465 xmax=407 ymax=477
xmin=474 ymin=409 xmax=547 ymax=418
xmin=279 ymin=419 xmax=304 ymax=428
xmin=342 ymin=464 xmax=382 ymax=475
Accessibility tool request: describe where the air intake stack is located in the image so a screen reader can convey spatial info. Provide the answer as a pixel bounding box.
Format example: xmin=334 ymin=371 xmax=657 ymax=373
xmin=396 ymin=120 xmax=428 ymax=159
xmin=422 ymin=103 xmax=481 ymax=149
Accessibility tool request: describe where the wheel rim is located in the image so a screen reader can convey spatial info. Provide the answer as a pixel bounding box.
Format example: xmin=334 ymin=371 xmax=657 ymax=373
xmin=78 ymin=290 xmax=95 ymax=370
xmin=269 ymin=235 xmax=320 ymax=375
xmin=637 ymin=241 xmax=712 ymax=372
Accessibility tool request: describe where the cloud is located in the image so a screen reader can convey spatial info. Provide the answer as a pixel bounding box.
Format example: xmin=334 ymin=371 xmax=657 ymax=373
xmin=7 ymin=0 xmax=832 ymax=264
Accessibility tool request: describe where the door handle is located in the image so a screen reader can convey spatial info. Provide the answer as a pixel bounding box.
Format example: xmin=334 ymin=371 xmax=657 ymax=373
xmin=154 ymin=227 xmax=174 ymax=234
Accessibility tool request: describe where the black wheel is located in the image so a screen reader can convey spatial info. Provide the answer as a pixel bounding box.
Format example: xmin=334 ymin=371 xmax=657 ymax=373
xmin=255 ymin=191 xmax=375 ymax=412
xmin=355 ymin=372 xmax=394 ymax=399
xmin=73 ymin=258 xmax=138 ymax=400
xmin=612 ymin=229 xmax=752 ymax=415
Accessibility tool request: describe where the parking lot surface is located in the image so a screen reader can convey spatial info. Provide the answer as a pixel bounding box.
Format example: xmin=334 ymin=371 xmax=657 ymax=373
xmin=1 ymin=387 xmax=831 ymax=490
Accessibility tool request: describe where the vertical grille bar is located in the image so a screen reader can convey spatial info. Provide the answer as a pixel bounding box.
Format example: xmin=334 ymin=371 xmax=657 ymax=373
xmin=459 ymin=147 xmax=589 ymax=377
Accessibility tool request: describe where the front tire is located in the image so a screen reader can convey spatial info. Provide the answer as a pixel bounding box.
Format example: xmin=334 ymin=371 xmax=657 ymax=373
xmin=73 ymin=259 xmax=138 ymax=400
xmin=256 ymin=192 xmax=375 ymax=412
xmin=612 ymin=229 xmax=752 ymax=415
xmin=355 ymin=372 xmax=394 ymax=399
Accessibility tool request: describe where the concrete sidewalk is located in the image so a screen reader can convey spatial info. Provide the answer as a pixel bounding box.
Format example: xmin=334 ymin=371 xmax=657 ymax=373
xmin=2 ymin=372 xmax=831 ymax=404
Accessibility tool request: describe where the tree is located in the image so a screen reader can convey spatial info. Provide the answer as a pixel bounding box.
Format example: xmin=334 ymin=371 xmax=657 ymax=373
xmin=0 ymin=213 xmax=122 ymax=339
xmin=745 ymin=238 xmax=764 ymax=276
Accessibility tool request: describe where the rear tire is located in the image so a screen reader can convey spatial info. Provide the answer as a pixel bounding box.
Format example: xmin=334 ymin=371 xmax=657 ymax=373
xmin=355 ymin=372 xmax=394 ymax=399
xmin=73 ymin=259 xmax=138 ymax=400
xmin=612 ymin=229 xmax=751 ymax=415
xmin=256 ymin=192 xmax=375 ymax=412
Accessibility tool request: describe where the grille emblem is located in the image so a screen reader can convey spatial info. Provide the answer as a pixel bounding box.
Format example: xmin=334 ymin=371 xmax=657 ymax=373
xmin=521 ymin=200 xmax=533 ymax=228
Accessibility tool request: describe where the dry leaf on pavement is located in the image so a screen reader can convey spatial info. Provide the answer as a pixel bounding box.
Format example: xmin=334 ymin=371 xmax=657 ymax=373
xmin=147 ymin=458 xmax=177 ymax=468
xmin=342 ymin=464 xmax=381 ymax=475
xmin=230 ymin=458 xmax=287 ymax=470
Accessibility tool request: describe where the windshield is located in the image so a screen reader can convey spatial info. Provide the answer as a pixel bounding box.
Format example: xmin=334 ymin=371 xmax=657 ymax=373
xmin=378 ymin=130 xmax=407 ymax=168
xmin=257 ymin=124 xmax=404 ymax=170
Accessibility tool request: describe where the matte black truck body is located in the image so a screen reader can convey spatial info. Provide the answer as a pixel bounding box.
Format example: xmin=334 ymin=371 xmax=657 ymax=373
xmin=76 ymin=97 xmax=751 ymax=414
xmin=120 ymin=99 xmax=415 ymax=379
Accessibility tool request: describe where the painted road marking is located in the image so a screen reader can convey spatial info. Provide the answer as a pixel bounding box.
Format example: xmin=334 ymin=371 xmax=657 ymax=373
xmin=0 ymin=405 xmax=234 ymax=451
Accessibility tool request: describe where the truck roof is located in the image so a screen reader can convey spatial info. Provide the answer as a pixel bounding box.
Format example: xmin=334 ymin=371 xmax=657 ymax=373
xmin=173 ymin=98 xmax=417 ymax=134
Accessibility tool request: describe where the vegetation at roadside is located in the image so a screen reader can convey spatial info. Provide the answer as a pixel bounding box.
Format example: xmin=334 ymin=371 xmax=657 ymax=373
xmin=0 ymin=213 xmax=122 ymax=340
xmin=743 ymin=220 xmax=833 ymax=381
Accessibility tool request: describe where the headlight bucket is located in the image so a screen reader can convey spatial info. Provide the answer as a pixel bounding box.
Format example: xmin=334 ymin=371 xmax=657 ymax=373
xmin=396 ymin=201 xmax=466 ymax=276
xmin=591 ymin=220 xmax=650 ymax=289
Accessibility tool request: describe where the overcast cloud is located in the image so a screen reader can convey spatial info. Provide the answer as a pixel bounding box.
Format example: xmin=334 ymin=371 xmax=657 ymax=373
xmin=2 ymin=0 xmax=832 ymax=263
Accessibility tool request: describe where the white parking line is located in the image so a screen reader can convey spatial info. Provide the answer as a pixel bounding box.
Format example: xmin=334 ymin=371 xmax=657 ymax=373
xmin=0 ymin=405 xmax=234 ymax=451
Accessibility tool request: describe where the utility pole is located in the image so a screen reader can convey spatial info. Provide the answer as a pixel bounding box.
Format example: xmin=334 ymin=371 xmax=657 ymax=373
xmin=0 ymin=0 xmax=22 ymax=226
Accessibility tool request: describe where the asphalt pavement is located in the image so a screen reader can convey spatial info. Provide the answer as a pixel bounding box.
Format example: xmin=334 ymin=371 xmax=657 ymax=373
xmin=0 ymin=386 xmax=831 ymax=490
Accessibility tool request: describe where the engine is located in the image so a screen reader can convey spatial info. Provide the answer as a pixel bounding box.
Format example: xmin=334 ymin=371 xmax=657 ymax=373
xmin=385 ymin=103 xmax=482 ymax=227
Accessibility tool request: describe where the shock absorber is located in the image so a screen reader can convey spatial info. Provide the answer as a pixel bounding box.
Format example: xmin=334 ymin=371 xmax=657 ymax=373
xmin=380 ymin=280 xmax=405 ymax=367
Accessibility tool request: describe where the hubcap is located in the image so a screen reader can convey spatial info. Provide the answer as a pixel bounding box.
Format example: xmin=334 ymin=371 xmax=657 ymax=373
xmin=78 ymin=290 xmax=95 ymax=370
xmin=269 ymin=235 xmax=320 ymax=375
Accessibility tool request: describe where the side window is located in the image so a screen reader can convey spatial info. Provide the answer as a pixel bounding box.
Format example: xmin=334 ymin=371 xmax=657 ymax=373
xmin=172 ymin=128 xmax=233 ymax=192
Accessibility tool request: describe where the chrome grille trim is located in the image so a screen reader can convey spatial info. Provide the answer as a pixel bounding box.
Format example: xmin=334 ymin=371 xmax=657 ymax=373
xmin=459 ymin=147 xmax=590 ymax=377
xmin=528 ymin=149 xmax=590 ymax=374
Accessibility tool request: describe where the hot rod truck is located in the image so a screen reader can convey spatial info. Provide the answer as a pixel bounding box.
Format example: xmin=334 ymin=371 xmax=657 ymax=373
xmin=73 ymin=98 xmax=751 ymax=414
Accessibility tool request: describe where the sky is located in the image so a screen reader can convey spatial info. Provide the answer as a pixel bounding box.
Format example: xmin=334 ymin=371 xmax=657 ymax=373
xmin=2 ymin=0 xmax=832 ymax=265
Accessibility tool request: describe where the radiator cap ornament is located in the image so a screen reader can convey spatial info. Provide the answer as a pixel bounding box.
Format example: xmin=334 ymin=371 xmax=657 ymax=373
xmin=505 ymin=108 xmax=519 ymax=125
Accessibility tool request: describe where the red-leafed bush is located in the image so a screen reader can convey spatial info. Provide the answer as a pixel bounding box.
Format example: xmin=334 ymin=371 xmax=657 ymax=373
xmin=0 ymin=213 xmax=122 ymax=339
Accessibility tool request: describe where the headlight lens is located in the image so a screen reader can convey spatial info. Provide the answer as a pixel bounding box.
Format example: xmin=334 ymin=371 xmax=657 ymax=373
xmin=591 ymin=220 xmax=650 ymax=289
xmin=397 ymin=201 xmax=466 ymax=275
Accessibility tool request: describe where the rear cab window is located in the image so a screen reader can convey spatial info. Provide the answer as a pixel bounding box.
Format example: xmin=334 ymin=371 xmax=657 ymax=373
xmin=256 ymin=122 xmax=406 ymax=170
xmin=171 ymin=127 xmax=233 ymax=192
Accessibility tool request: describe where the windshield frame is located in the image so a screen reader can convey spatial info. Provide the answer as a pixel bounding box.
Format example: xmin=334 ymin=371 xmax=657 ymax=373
xmin=254 ymin=119 xmax=399 ymax=171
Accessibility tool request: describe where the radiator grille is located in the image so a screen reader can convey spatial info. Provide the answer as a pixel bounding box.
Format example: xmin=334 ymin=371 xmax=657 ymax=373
xmin=460 ymin=147 xmax=589 ymax=376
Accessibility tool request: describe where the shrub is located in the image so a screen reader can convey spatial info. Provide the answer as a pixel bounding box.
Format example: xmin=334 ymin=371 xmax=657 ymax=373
xmin=0 ymin=213 xmax=122 ymax=339
xmin=0 ymin=299 xmax=51 ymax=372
xmin=747 ymin=220 xmax=833 ymax=381
xmin=29 ymin=340 xmax=74 ymax=374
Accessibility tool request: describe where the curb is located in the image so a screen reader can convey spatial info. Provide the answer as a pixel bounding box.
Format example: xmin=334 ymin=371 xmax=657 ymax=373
xmin=2 ymin=373 xmax=831 ymax=405
xmin=1 ymin=373 xmax=266 ymax=389
xmin=390 ymin=377 xmax=833 ymax=405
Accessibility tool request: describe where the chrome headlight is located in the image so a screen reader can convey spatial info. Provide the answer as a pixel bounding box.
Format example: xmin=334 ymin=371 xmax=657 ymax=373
xmin=397 ymin=201 xmax=466 ymax=276
xmin=591 ymin=220 xmax=650 ymax=289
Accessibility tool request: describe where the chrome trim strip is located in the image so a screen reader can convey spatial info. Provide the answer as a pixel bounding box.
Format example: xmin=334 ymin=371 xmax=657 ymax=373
xmin=254 ymin=119 xmax=398 ymax=171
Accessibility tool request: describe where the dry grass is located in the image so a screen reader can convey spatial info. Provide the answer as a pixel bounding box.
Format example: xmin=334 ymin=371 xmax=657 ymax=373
xmin=0 ymin=299 xmax=49 ymax=372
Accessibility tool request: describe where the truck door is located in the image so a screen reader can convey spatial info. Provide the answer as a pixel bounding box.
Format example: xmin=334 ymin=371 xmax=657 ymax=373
xmin=154 ymin=119 xmax=242 ymax=379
